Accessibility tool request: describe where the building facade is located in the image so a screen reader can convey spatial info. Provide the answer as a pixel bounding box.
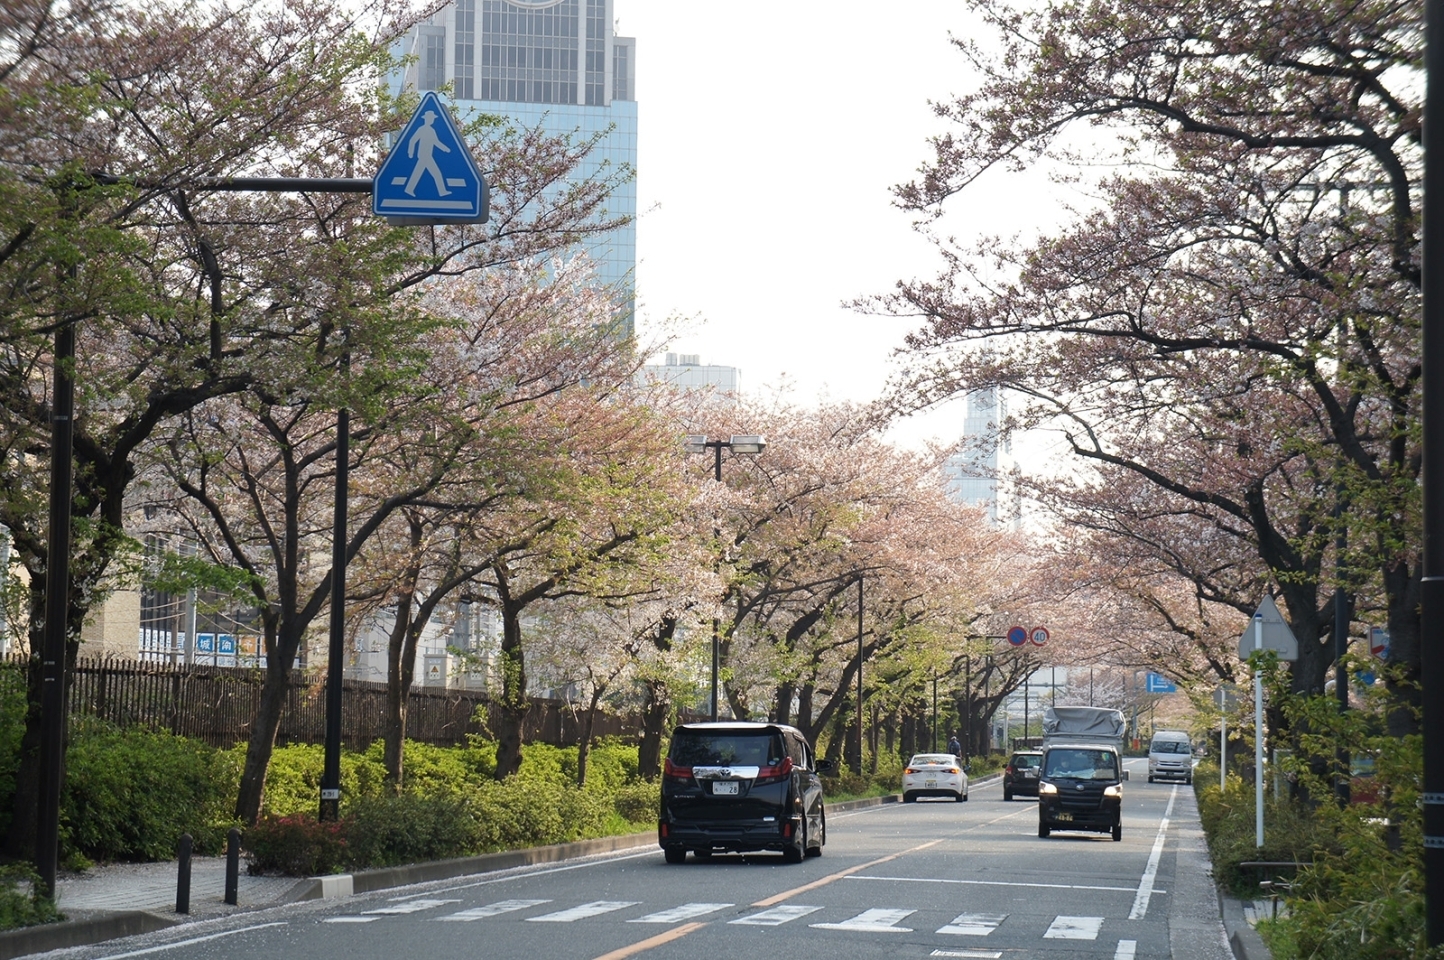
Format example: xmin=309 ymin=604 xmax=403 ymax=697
xmin=396 ymin=0 xmax=638 ymax=336
xmin=943 ymin=386 xmax=1017 ymax=527
xmin=639 ymin=352 xmax=741 ymax=399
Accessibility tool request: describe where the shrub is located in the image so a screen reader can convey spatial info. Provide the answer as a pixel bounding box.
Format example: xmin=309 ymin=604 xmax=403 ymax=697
xmin=345 ymin=794 xmax=480 ymax=867
xmin=611 ymin=781 xmax=658 ymax=825
xmin=63 ymin=723 xmax=236 ymax=861
xmin=242 ymin=743 xmax=388 ymax=816
xmin=0 ymin=865 xmax=61 ymax=931
xmin=244 ymin=813 xmax=350 ymax=876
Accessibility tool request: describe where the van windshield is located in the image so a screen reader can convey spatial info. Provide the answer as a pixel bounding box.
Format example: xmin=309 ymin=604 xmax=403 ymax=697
xmin=1152 ymin=741 xmax=1190 ymax=754
xmin=1044 ymin=748 xmax=1117 ymax=780
xmin=670 ymin=732 xmax=783 ymax=767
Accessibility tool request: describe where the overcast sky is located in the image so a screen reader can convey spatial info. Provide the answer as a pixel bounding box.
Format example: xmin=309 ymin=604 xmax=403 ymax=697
xmin=615 ymin=1 xmax=1074 ymax=452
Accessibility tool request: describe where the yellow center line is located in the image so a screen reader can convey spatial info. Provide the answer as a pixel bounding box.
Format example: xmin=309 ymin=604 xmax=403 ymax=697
xmin=590 ymin=921 xmax=708 ymax=960
xmin=751 ymin=838 xmax=947 ymax=907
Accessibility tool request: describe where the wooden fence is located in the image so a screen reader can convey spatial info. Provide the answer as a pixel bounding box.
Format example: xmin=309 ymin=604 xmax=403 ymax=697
xmin=0 ymin=657 xmax=676 ymax=749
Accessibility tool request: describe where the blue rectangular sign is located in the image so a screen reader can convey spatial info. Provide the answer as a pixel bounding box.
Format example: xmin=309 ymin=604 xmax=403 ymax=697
xmin=1145 ymin=672 xmax=1177 ymax=694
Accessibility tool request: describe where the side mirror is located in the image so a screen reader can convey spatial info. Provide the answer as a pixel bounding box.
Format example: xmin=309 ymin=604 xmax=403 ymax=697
xmin=1121 ymin=770 xmax=1130 ymax=781
xmin=815 ymin=758 xmax=836 ymax=774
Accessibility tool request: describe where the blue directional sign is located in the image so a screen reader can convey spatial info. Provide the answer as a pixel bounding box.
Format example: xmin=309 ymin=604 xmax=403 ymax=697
xmin=1145 ymin=672 xmax=1177 ymax=694
xmin=373 ymin=92 xmax=488 ymax=224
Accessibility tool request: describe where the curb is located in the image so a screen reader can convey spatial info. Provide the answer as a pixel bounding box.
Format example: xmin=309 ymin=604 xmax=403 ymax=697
xmin=290 ymin=793 xmax=907 ymax=901
xmin=0 ymin=789 xmax=922 ymax=956
xmin=0 ymin=910 xmax=176 ymax=960
xmin=1218 ymin=888 xmax=1272 ymax=960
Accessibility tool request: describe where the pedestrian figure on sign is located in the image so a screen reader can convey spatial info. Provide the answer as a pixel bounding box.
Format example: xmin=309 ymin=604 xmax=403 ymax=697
xmin=405 ymin=110 xmax=451 ymax=197
xmin=948 ymin=734 xmax=961 ymax=757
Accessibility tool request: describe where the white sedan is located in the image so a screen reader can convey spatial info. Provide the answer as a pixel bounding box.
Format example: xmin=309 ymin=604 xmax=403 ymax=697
xmin=902 ymin=753 xmax=968 ymax=802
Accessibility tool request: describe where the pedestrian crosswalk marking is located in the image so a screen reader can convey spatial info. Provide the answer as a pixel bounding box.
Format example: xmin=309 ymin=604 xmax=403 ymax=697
xmin=811 ymin=908 xmax=915 ymax=932
xmin=729 ymin=905 xmax=823 ymax=926
xmin=937 ymin=913 xmax=1007 ymax=936
xmin=527 ymin=901 xmax=640 ymax=922
xmin=630 ymin=903 xmax=733 ymax=923
xmin=1044 ymin=916 xmax=1105 ymax=939
xmin=322 ymin=917 xmax=377 ymax=923
xmin=364 ymin=898 xmax=460 ymax=915
xmin=435 ymin=899 xmax=551 ymax=921
xmin=930 ymin=951 xmax=1002 ymax=959
xmin=1114 ymin=940 xmax=1138 ymax=959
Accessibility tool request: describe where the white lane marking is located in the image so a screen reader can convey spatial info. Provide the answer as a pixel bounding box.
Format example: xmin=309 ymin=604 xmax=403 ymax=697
xmin=730 ymin=904 xmax=823 ymax=925
xmin=95 ymin=923 xmax=289 ymax=958
xmin=811 ymin=907 xmax=915 ymax=932
xmin=930 ymin=951 xmax=1003 ymax=959
xmin=937 ymin=913 xmax=1007 ymax=935
xmin=435 ymin=898 xmax=552 ymax=920
xmin=364 ymin=897 xmax=461 ymax=914
xmin=1044 ymin=916 xmax=1105 ymax=940
xmin=630 ymin=902 xmax=734 ymax=923
xmin=322 ymin=917 xmax=378 ymax=923
xmin=394 ymin=847 xmax=656 ymax=899
xmin=1115 ymin=939 xmax=1139 ymax=959
xmin=527 ymin=900 xmax=640 ymax=922
xmin=1130 ymin=784 xmax=1178 ymax=920
xmin=848 ymin=874 xmax=1135 ymax=892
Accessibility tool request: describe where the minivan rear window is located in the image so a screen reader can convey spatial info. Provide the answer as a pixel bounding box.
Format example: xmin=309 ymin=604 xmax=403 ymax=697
xmin=670 ymin=732 xmax=783 ymax=767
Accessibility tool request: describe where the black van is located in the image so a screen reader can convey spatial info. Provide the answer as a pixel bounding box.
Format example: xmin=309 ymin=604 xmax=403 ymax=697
xmin=658 ymin=722 xmax=832 ymax=864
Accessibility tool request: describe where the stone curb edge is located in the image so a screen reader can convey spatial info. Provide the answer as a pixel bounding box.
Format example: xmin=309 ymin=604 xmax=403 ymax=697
xmin=288 ymin=791 xmax=907 ymax=901
xmin=0 ymin=909 xmax=176 ymax=960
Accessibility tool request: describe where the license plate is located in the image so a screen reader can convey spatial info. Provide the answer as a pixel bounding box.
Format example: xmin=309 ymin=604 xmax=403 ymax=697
xmin=1023 ymin=771 xmax=1037 ymax=778
xmin=712 ymin=781 xmax=738 ymax=796
xmin=1056 ymin=812 xmax=1073 ymax=822
xmin=925 ymin=780 xmax=937 ymax=788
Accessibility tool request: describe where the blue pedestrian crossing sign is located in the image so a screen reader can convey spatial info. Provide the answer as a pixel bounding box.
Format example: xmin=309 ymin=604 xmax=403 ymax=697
xmin=373 ymin=92 xmax=488 ymax=224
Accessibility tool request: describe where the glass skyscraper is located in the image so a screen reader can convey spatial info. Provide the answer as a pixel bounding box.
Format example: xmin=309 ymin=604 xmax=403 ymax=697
xmin=396 ymin=0 xmax=638 ymax=336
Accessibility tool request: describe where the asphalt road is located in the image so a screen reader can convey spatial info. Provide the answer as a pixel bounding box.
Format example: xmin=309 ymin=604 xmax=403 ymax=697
xmin=59 ymin=758 xmax=1227 ymax=960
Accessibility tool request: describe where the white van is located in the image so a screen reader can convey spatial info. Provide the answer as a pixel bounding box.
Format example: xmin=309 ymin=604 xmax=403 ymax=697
xmin=1148 ymin=730 xmax=1193 ymax=783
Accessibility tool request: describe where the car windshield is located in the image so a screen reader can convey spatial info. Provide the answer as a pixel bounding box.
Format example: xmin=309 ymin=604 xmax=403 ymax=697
xmin=909 ymin=755 xmax=954 ymax=765
xmin=1044 ymin=748 xmax=1118 ymax=780
xmin=1012 ymin=755 xmax=1040 ymax=769
xmin=669 ymin=732 xmax=782 ymax=767
xmin=1152 ymin=741 xmax=1190 ymax=754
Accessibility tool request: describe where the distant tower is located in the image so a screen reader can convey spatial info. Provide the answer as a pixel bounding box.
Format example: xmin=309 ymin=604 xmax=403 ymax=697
xmin=943 ymin=386 xmax=1016 ymax=526
xmin=396 ymin=0 xmax=637 ymax=336
xmin=639 ymin=353 xmax=741 ymax=401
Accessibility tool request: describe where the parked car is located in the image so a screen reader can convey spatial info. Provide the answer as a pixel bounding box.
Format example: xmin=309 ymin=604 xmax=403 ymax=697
xmin=1002 ymin=750 xmax=1043 ymax=801
xmin=1148 ymin=730 xmax=1193 ymax=783
xmin=902 ymin=753 xmax=968 ymax=802
xmin=658 ymin=721 xmax=832 ymax=864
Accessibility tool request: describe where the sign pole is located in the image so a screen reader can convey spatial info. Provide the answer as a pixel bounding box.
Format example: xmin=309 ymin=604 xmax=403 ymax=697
xmin=1254 ymin=613 xmax=1265 ymax=848
xmin=1220 ymin=713 xmax=1226 ymax=792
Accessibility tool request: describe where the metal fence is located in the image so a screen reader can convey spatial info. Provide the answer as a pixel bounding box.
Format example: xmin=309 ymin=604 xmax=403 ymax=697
xmin=0 ymin=656 xmax=673 ymax=749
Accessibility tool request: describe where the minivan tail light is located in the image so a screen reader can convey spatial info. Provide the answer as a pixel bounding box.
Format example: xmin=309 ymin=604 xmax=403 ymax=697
xmin=754 ymin=756 xmax=794 ymax=785
xmin=663 ymin=758 xmax=692 ymax=780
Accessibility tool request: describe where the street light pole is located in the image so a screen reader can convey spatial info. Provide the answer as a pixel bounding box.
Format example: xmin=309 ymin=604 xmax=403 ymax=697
xmin=857 ymin=574 xmax=864 ymax=773
xmin=685 ymin=434 xmax=766 ymax=723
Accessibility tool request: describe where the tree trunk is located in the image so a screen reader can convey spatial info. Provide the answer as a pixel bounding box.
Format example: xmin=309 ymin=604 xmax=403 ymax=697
xmin=577 ymin=686 xmax=604 ymax=787
xmin=234 ymin=655 xmax=292 ymax=825
xmin=637 ymin=678 xmax=670 ymax=780
xmin=492 ymin=592 xmax=527 ymax=781
xmin=771 ymin=681 xmax=795 ymax=726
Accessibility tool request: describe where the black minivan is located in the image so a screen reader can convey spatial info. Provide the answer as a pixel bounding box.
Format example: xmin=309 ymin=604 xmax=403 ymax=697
xmin=659 ymin=722 xmax=832 ymax=864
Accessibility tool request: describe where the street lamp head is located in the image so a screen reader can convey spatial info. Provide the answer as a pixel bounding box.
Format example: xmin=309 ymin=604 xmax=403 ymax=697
xmin=683 ymin=434 xmax=708 ymax=454
xmin=728 ymin=434 xmax=766 ymax=455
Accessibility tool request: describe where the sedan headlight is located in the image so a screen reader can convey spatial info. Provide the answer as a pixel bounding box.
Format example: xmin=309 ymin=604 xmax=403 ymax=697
xmin=1039 ymin=781 xmax=1058 ymax=795
xmin=1104 ymin=784 xmax=1123 ymax=798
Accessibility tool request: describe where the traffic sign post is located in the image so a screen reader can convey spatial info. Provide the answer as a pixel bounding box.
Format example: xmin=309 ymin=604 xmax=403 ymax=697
xmin=1029 ymin=626 xmax=1049 ymax=646
xmin=1007 ymin=625 xmax=1027 ymax=646
xmin=1369 ymin=626 xmax=1390 ymax=660
xmin=373 ymin=92 xmax=488 ymax=224
xmin=1242 ymin=595 xmax=1299 ymax=848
